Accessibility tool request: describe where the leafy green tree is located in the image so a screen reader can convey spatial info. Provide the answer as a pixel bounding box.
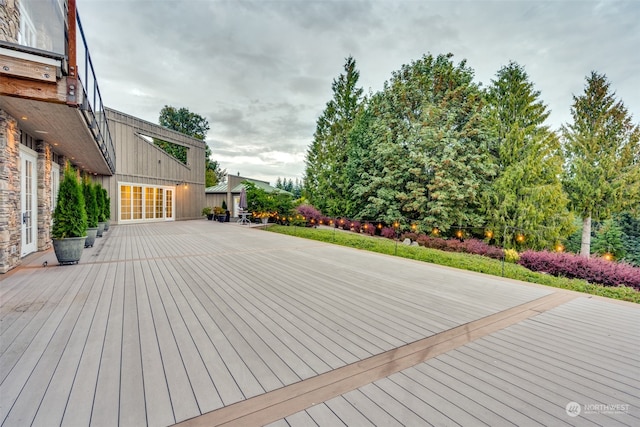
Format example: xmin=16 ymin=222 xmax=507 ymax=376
xmin=206 ymin=157 xmax=225 ymax=187
xmin=159 ymin=105 xmax=224 ymax=187
xmin=562 ymin=72 xmax=640 ymax=257
xmin=304 ymin=56 xmax=364 ymax=216
xmin=52 ymin=164 xmax=87 ymax=239
xmin=82 ymin=177 xmax=98 ymax=228
xmin=243 ymin=181 xmax=293 ymax=216
xmin=348 ymin=53 xmax=495 ymax=230
xmin=159 ymin=105 xmax=210 ymax=140
xmin=484 ymin=62 xmax=573 ymax=249
xmin=592 ymin=219 xmax=625 ymax=259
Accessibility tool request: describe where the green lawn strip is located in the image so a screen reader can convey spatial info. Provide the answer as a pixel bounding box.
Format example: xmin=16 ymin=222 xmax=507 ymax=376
xmin=266 ymin=225 xmax=640 ymax=304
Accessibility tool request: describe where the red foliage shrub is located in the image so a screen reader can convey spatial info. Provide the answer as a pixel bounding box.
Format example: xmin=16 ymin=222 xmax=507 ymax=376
xmin=350 ymin=220 xmax=361 ymax=233
xmin=518 ymin=250 xmax=640 ymax=289
xmin=415 ymin=236 xmax=504 ymax=260
xmin=296 ymin=204 xmax=322 ymax=224
xmin=381 ymin=227 xmax=397 ymax=239
xmin=401 ymin=232 xmax=419 ymax=242
xmin=362 ymin=223 xmax=376 ymax=236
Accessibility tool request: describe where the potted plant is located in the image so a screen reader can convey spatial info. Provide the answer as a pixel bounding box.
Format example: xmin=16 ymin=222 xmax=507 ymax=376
xmin=95 ymin=182 xmax=106 ymax=236
xmin=82 ymin=176 xmax=99 ymax=247
xmin=222 ymin=200 xmax=230 ymax=222
xmin=214 ymin=206 xmax=225 ymax=222
xmin=202 ymin=206 xmax=213 ymax=220
xmin=102 ymin=188 xmax=111 ymax=231
xmin=51 ymin=164 xmax=87 ymax=264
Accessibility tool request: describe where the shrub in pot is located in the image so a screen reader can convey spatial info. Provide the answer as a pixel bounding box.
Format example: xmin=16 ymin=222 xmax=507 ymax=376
xmin=202 ymin=206 xmax=214 ymax=220
xmin=52 ymin=164 xmax=87 ymax=264
xmin=95 ymin=182 xmax=106 ymax=236
xmin=82 ymin=176 xmax=99 ymax=247
xmin=102 ymin=188 xmax=111 ymax=231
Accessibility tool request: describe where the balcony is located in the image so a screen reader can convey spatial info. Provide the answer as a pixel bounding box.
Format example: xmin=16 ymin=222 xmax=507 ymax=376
xmin=0 ymin=0 xmax=115 ymax=175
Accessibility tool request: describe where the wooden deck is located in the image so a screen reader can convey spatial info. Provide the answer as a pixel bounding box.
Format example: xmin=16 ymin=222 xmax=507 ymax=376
xmin=0 ymin=221 xmax=637 ymax=426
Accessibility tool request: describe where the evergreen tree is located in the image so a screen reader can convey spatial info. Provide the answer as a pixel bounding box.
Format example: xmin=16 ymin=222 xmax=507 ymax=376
xmin=484 ymin=62 xmax=573 ymax=249
xmin=562 ymin=72 xmax=640 ymax=257
xmin=349 ymin=53 xmax=495 ymax=230
xmin=52 ymin=164 xmax=87 ymax=239
xmin=82 ymin=177 xmax=98 ymax=228
xmin=592 ymin=219 xmax=625 ymax=259
xmin=617 ymin=212 xmax=640 ymax=266
xmin=304 ymin=56 xmax=363 ymax=216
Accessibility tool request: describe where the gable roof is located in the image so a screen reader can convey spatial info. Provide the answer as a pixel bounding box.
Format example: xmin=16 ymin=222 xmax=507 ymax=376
xmin=205 ymin=178 xmax=292 ymax=195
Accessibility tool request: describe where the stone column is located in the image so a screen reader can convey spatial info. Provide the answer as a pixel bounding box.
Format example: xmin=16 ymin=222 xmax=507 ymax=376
xmin=0 ymin=110 xmax=22 ymax=273
xmin=0 ymin=0 xmax=21 ymax=43
xmin=36 ymin=140 xmax=52 ymax=250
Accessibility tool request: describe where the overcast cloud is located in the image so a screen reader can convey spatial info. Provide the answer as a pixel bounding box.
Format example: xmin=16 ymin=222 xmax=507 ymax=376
xmin=77 ymin=0 xmax=640 ymax=185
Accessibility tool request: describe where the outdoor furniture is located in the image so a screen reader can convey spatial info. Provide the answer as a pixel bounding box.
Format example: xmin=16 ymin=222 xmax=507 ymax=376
xmin=237 ymin=210 xmax=251 ymax=225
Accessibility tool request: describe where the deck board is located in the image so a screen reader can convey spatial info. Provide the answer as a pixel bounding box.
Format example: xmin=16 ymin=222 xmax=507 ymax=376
xmin=1 ymin=221 xmax=637 ymax=427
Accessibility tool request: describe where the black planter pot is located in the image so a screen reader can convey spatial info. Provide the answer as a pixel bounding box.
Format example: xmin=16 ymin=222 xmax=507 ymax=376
xmin=207 ymin=214 xmax=214 ymax=220
xmin=53 ymin=236 xmax=86 ymax=264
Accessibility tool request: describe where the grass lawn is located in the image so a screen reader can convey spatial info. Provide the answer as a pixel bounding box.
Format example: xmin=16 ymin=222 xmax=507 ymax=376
xmin=266 ymin=225 xmax=640 ymax=304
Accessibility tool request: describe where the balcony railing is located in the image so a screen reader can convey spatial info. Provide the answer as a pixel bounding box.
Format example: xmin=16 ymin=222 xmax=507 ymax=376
xmin=75 ymin=11 xmax=115 ymax=174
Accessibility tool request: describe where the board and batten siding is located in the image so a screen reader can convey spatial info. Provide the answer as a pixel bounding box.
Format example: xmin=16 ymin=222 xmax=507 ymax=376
xmin=96 ymin=108 xmax=206 ymax=224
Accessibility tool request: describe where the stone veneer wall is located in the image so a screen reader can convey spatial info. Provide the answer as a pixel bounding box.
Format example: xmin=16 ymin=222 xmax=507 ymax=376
xmin=0 ymin=110 xmax=22 ymax=273
xmin=36 ymin=140 xmax=54 ymax=250
xmin=0 ymin=0 xmax=21 ymax=43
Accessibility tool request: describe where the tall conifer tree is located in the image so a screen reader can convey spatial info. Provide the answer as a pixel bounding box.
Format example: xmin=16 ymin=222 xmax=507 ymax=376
xmin=484 ymin=62 xmax=573 ymax=248
xmin=562 ymin=72 xmax=640 ymax=257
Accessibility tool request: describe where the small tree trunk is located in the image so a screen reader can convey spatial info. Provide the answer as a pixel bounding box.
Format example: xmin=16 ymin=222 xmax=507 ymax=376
xmin=580 ymin=215 xmax=592 ymax=258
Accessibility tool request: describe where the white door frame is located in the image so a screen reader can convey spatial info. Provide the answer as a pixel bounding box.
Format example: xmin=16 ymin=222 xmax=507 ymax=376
xmin=20 ymin=145 xmax=38 ymax=256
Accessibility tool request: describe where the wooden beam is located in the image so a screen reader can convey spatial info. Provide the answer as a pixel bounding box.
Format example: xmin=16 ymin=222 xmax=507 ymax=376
xmin=0 ymin=54 xmax=58 ymax=83
xmin=67 ymin=0 xmax=77 ymax=79
xmin=0 ymin=75 xmax=67 ymax=104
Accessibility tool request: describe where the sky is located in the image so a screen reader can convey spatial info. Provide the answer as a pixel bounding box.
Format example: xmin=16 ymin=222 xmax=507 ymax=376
xmin=76 ymin=0 xmax=640 ymax=185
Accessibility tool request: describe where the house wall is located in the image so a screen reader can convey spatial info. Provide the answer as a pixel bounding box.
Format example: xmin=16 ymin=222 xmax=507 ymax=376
xmin=0 ymin=109 xmax=62 ymax=273
xmin=205 ymin=194 xmax=227 ymax=211
xmin=0 ymin=0 xmax=20 ymax=43
xmin=97 ymin=109 xmax=206 ymax=224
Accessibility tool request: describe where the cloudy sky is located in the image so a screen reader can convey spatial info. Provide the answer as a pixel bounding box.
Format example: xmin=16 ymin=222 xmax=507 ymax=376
xmin=76 ymin=0 xmax=639 ymax=185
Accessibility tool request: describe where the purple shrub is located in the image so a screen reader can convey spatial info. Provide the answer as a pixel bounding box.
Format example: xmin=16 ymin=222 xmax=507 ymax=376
xmin=417 ymin=235 xmax=448 ymax=250
xmin=381 ymin=227 xmax=397 ymax=239
xmin=463 ymin=238 xmax=505 ymax=260
xmin=362 ymin=223 xmax=376 ymax=236
xmin=319 ymin=216 xmax=333 ymax=226
xmin=518 ymin=250 xmax=640 ymax=289
xmin=401 ymin=232 xmax=420 ymax=242
xmin=296 ymin=204 xmax=322 ymax=224
xmin=350 ymin=220 xmax=361 ymax=233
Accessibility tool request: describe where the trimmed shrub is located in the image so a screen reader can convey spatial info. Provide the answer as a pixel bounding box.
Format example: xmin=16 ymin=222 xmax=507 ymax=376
xmin=94 ymin=183 xmax=106 ymax=222
xmin=82 ymin=177 xmax=98 ymax=228
xmin=52 ymin=165 xmax=87 ymax=239
xmin=350 ymin=220 xmax=361 ymax=233
xmin=381 ymin=227 xmax=397 ymax=239
xmin=518 ymin=250 xmax=640 ymax=290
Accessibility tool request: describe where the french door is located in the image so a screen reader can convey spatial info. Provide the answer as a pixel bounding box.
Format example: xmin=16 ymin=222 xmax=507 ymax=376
xmin=20 ymin=146 xmax=38 ymax=256
xmin=119 ymin=183 xmax=175 ymax=222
